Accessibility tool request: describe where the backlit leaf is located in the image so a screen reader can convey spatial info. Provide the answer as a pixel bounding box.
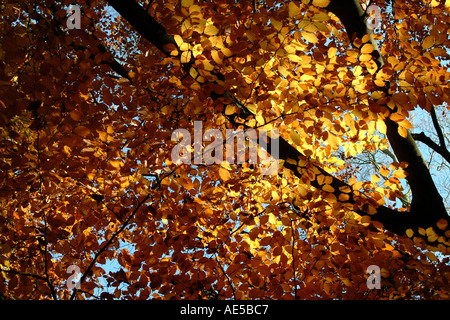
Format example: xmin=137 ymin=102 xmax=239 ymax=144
xmin=289 ymin=2 xmax=301 ymax=18
xmin=218 ymin=167 xmax=231 ymax=182
xmin=290 ymin=129 xmax=302 ymax=146
xmin=181 ymin=0 xmax=193 ymax=7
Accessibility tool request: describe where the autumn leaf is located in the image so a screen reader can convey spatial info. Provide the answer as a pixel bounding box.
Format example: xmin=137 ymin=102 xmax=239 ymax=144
xmin=218 ymin=166 xmax=231 ymax=182
xmin=204 ymin=23 xmax=219 ymax=36
xmin=422 ymin=35 xmax=434 ymax=50
xmin=302 ymin=31 xmax=318 ymax=43
xmin=379 ymin=165 xmax=390 ymax=177
xmin=290 ymin=129 xmax=302 ymax=146
xmin=181 ymin=0 xmax=194 ymax=7
xmin=289 ymin=2 xmax=301 ymax=18
xmin=437 ymin=219 xmax=448 ymax=230
xmin=312 ymin=0 xmax=331 ymax=7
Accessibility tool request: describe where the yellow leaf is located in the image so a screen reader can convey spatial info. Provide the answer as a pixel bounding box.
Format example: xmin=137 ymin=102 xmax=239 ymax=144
xmin=181 ymin=0 xmax=193 ymax=7
xmin=406 ymin=229 xmax=414 ymax=238
xmin=211 ymin=50 xmax=222 ymax=64
xmin=204 ymin=23 xmax=219 ymax=36
xmin=189 ymin=67 xmax=199 ymax=79
xmin=225 ymin=105 xmax=237 ymax=115
xmin=290 ymin=129 xmax=302 ymax=146
xmin=219 ymin=167 xmax=231 ymax=182
xmin=312 ymin=0 xmax=330 ymax=7
xmin=377 ymin=118 xmax=387 ymax=134
xmin=374 ymin=79 xmax=386 ymax=87
xmin=174 ymin=34 xmax=184 ymax=47
xmin=393 ymin=169 xmax=407 ymax=179
xmin=221 ymin=47 xmax=233 ymax=57
xmin=289 ymin=2 xmax=301 ymax=18
xmin=379 ymin=165 xmax=389 ymax=177
xmin=189 ymin=5 xmax=201 ymax=13
xmin=181 ymin=51 xmax=192 ymax=64
xmin=328 ymin=47 xmax=337 ymax=59
xmin=371 ymin=174 xmax=381 ymax=183
xmin=361 ymin=43 xmax=374 ymax=54
xmin=80 ymin=92 xmax=90 ymax=101
xmin=327 ymin=132 xmax=339 ymax=150
xmin=271 ymin=19 xmax=282 ymax=31
xmin=323 ymin=184 xmax=335 ymax=193
xmin=302 ymin=31 xmax=318 ymax=43
xmin=313 ymin=12 xmax=329 ymax=21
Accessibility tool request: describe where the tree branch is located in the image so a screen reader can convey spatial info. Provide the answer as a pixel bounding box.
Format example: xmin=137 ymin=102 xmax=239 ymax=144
xmin=430 ymin=105 xmax=447 ymax=149
xmin=412 ymin=132 xmax=450 ymax=165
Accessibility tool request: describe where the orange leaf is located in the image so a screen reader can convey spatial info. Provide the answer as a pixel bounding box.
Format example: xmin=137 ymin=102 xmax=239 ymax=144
xmin=75 ymin=126 xmax=90 ymax=137
xmin=361 ymin=43 xmax=374 ymax=54
xmin=218 ymin=167 xmax=231 ymax=182
xmin=437 ymin=218 xmax=448 ymax=230
xmin=422 ymin=35 xmax=434 ymax=50
xmin=379 ymin=165 xmax=389 ymax=177
xmin=392 ymin=169 xmax=407 ymax=179
xmin=397 ymin=126 xmax=408 ymax=138
xmin=70 ymin=110 xmax=82 ymax=121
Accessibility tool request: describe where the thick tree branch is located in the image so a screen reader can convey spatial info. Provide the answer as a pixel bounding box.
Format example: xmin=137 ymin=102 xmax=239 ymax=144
xmin=105 ymin=0 xmax=177 ymax=56
xmin=412 ymin=132 xmax=450 ymax=165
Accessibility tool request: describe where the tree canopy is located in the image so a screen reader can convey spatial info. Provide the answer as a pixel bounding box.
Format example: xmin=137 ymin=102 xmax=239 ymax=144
xmin=0 ymin=0 xmax=449 ymax=300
